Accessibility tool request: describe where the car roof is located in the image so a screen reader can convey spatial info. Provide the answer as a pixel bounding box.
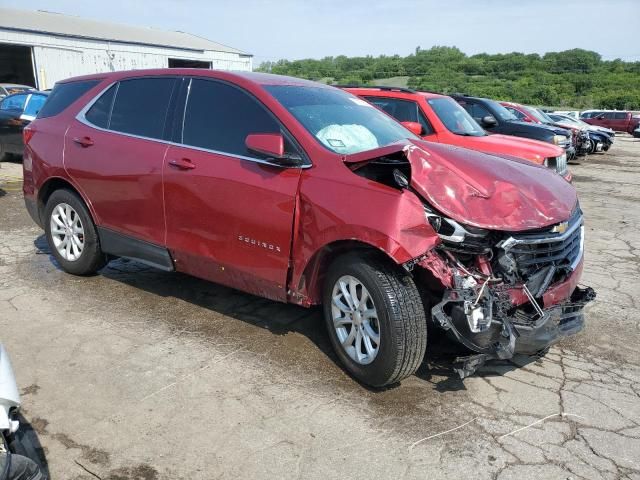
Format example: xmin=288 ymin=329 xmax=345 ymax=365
xmin=340 ymin=86 xmax=448 ymax=100
xmin=57 ymin=69 xmax=324 ymax=89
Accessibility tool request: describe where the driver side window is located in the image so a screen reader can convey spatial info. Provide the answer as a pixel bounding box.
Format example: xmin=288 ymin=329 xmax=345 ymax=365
xmin=363 ymin=97 xmax=434 ymax=135
xmin=468 ymin=103 xmax=492 ymax=123
xmin=181 ymin=79 xmax=298 ymax=160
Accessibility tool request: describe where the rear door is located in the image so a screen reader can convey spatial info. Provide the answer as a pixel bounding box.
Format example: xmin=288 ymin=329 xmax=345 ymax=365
xmin=612 ymin=112 xmax=628 ymax=131
xmin=163 ymin=77 xmax=303 ymax=301
xmin=597 ymin=112 xmax=615 ymax=129
xmin=65 ymin=77 xmax=177 ymax=246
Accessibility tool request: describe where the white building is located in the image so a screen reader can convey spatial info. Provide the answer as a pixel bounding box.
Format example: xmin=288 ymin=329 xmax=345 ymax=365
xmin=0 ymin=8 xmax=252 ymax=90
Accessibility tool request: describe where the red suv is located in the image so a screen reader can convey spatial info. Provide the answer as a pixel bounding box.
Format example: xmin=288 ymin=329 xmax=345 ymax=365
xmin=23 ymin=70 xmax=594 ymax=386
xmin=583 ymin=111 xmax=640 ymax=133
xmin=343 ymin=87 xmax=571 ymax=181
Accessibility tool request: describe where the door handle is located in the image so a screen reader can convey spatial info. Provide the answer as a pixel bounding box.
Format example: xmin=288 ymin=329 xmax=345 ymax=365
xmin=168 ymin=158 xmax=196 ymax=170
xmin=73 ymin=136 xmax=94 ymax=148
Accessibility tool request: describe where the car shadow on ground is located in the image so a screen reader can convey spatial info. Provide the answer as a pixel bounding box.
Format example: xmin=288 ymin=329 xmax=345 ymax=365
xmin=10 ymin=413 xmax=50 ymax=479
xmin=34 ymin=235 xmax=539 ymax=392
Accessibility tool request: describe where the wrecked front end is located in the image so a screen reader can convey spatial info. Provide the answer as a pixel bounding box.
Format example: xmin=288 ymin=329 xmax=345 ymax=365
xmin=418 ymin=206 xmax=595 ymax=377
xmin=344 ymin=140 xmax=596 ymax=378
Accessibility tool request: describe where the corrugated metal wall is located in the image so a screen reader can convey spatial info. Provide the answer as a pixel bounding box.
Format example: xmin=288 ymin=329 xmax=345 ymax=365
xmin=0 ymin=29 xmax=252 ymax=89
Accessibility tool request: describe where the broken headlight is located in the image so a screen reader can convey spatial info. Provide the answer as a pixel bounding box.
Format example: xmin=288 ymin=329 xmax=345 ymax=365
xmin=424 ymin=206 xmax=489 ymax=243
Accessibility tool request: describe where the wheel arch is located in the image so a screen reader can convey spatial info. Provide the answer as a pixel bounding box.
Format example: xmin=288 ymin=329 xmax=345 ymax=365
xmin=289 ymin=239 xmax=410 ymax=306
xmin=37 ymin=177 xmax=98 ymax=227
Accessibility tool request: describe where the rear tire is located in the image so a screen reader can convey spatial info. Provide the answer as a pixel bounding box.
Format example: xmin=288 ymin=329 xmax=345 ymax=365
xmin=44 ymin=189 xmax=107 ymax=275
xmin=323 ymin=253 xmax=427 ymax=387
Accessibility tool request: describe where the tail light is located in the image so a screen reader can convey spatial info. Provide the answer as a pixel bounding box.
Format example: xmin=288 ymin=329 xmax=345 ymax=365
xmin=23 ymin=125 xmax=35 ymax=145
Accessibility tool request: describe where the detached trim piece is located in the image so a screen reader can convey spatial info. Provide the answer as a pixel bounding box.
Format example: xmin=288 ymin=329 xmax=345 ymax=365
xmin=97 ymin=227 xmax=174 ymax=272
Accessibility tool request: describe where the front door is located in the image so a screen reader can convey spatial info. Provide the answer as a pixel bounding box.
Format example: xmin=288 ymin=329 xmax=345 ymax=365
xmin=163 ymin=78 xmax=302 ymax=301
xmin=64 ymin=77 xmax=177 ymax=245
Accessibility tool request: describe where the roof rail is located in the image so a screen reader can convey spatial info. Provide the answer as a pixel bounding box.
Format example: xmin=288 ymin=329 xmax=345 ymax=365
xmin=333 ymin=84 xmax=416 ymax=94
xmin=416 ymin=89 xmax=446 ymax=96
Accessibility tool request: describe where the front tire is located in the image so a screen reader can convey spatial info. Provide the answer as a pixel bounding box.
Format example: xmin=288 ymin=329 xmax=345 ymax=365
xmin=44 ymin=189 xmax=107 ymax=275
xmin=323 ymin=254 xmax=427 ymax=387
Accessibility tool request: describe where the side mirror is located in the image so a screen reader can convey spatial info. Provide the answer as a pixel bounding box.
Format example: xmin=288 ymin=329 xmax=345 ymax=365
xmin=401 ymin=121 xmax=423 ymax=136
xmin=246 ymin=133 xmax=284 ymax=158
xmin=245 ymin=133 xmax=301 ymax=166
xmin=481 ymin=115 xmax=498 ymax=127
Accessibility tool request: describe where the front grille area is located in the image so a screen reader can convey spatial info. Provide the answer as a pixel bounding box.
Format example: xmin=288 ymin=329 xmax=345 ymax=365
xmin=546 ymin=154 xmax=568 ymax=176
xmin=499 ymin=208 xmax=583 ymax=281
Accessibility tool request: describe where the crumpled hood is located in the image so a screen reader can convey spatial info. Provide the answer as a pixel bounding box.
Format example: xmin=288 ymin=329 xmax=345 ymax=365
xmin=345 ymin=140 xmax=578 ymax=232
xmin=406 ymin=141 xmax=578 ymax=231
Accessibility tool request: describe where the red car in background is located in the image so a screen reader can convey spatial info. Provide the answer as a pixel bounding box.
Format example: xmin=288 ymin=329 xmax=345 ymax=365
xmin=583 ymin=111 xmax=640 ymax=133
xmin=343 ymin=87 xmax=571 ymax=181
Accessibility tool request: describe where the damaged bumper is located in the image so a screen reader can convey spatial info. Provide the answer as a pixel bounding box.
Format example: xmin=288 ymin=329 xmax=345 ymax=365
xmin=432 ymin=280 xmax=595 ymax=378
xmin=422 ymin=207 xmax=596 ymax=378
xmin=432 ymin=287 xmax=596 ymax=378
xmin=512 ymin=286 xmax=595 ymax=354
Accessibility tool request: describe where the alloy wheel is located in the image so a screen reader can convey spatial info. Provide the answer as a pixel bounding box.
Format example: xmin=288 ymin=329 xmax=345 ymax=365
xmin=331 ymin=275 xmax=380 ymax=365
xmin=50 ymin=203 xmax=85 ymax=261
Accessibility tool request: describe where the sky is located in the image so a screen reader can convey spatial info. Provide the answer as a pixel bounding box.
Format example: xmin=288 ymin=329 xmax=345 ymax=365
xmin=3 ymin=0 xmax=640 ymax=65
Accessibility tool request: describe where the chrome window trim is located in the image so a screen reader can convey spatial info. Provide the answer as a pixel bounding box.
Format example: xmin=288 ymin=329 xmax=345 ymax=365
xmin=75 ymin=79 xmax=312 ymax=170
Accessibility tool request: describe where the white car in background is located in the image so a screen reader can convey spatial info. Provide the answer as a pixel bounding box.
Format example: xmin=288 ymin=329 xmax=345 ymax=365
xmin=553 ymin=110 xmax=579 ymax=119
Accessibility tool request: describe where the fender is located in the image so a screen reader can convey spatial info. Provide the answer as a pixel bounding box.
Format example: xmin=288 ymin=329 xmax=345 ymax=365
xmin=288 ymin=174 xmax=439 ymax=305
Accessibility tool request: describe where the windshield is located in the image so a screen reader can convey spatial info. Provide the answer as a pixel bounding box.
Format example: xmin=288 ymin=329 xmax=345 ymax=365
xmin=522 ymin=106 xmax=550 ymax=124
xmin=486 ymin=99 xmax=518 ymax=121
xmin=265 ymin=85 xmax=418 ymax=154
xmin=427 ymin=97 xmax=485 ymax=136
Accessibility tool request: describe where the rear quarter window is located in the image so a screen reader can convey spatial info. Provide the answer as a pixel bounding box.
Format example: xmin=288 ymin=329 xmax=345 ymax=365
xmin=38 ymin=80 xmax=101 ymax=118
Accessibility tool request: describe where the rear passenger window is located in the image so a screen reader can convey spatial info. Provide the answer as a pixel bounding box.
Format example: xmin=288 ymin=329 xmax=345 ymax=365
xmin=109 ymin=78 xmax=176 ymax=139
xmin=181 ymin=79 xmax=280 ymax=157
xmin=38 ymin=80 xmax=100 ymax=118
xmin=614 ymin=112 xmax=626 ymax=119
xmin=85 ymin=85 xmax=117 ymax=128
